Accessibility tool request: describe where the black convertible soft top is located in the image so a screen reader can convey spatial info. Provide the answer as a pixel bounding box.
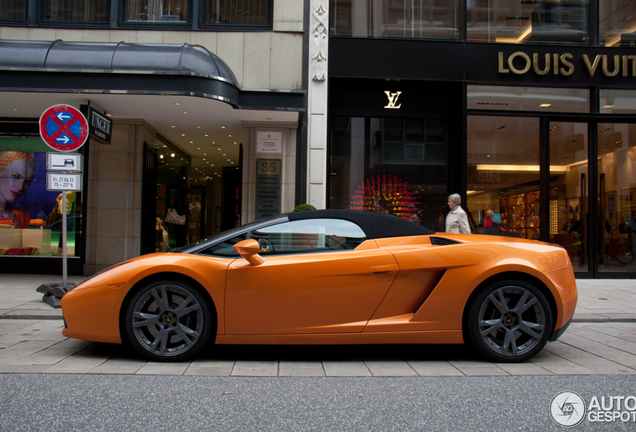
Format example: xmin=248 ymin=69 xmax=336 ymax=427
xmin=286 ymin=209 xmax=434 ymax=239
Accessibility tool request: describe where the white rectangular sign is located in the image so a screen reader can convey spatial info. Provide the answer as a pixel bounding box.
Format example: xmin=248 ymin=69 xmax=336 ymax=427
xmin=256 ymin=131 xmax=283 ymax=154
xmin=47 ymin=172 xmax=82 ymax=191
xmin=47 ymin=152 xmax=82 ymax=172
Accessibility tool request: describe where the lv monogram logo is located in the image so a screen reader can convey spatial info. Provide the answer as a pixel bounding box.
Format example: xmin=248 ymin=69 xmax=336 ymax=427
xmin=384 ymin=91 xmax=402 ymax=109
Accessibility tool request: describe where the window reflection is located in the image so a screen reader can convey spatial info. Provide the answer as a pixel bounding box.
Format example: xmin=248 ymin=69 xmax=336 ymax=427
xmin=330 ymin=116 xmax=448 ymax=230
xmin=549 ymin=122 xmax=588 ymax=272
xmin=0 ymin=0 xmax=26 ymax=19
xmin=600 ymin=0 xmax=636 ymax=47
xmin=600 ymin=90 xmax=636 ymax=114
xmin=598 ymin=123 xmax=636 ymax=272
xmin=206 ymin=0 xmax=269 ymax=25
xmin=331 ymin=0 xmax=460 ymax=40
xmin=468 ymin=85 xmax=589 ymax=113
xmin=45 ymin=0 xmax=108 ymax=22
xmin=467 ymin=116 xmax=540 ymax=239
xmin=125 ymin=0 xmax=188 ymax=23
xmin=467 ymin=0 xmax=589 ymax=45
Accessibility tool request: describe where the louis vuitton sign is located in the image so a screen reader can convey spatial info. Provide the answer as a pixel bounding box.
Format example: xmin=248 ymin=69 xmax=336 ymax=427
xmin=498 ymin=51 xmax=636 ymax=78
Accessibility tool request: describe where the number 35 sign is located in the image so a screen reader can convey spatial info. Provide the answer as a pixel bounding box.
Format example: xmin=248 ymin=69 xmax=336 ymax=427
xmin=255 ymin=159 xmax=282 ymax=220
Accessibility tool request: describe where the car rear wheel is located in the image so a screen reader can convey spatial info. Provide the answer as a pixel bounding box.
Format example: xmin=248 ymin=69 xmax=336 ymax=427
xmin=467 ymin=280 xmax=552 ymax=363
xmin=124 ymin=280 xmax=214 ymax=362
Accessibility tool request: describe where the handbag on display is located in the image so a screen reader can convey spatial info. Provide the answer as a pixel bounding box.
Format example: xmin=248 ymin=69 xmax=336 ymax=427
xmin=165 ymin=208 xmax=186 ymax=225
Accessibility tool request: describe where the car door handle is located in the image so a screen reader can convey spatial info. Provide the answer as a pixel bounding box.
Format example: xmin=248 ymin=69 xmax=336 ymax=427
xmin=369 ymin=264 xmax=399 ymax=273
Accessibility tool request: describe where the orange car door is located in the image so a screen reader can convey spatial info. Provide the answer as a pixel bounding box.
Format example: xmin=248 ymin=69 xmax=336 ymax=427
xmin=225 ymin=247 xmax=399 ymax=335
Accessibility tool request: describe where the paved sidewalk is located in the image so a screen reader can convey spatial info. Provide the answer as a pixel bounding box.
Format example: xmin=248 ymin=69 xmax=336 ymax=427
xmin=0 ymin=274 xmax=634 ymax=322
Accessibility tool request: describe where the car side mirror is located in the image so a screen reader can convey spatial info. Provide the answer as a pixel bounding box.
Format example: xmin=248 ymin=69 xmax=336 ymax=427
xmin=233 ymin=239 xmax=265 ymax=266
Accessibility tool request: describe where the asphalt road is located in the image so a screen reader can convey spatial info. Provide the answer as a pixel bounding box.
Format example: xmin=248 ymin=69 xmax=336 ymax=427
xmin=1 ymin=374 xmax=635 ymax=431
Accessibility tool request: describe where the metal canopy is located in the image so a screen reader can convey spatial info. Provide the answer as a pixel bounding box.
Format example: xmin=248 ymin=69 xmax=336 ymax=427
xmin=0 ymin=40 xmax=241 ymax=106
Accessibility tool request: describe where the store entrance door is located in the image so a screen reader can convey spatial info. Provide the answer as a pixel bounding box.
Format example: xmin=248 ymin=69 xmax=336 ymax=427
xmin=548 ymin=121 xmax=590 ymax=275
xmin=221 ymin=166 xmax=241 ymax=231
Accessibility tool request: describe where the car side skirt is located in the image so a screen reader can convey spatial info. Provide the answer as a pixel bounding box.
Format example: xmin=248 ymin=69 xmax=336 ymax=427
xmin=214 ymin=330 xmax=464 ymax=345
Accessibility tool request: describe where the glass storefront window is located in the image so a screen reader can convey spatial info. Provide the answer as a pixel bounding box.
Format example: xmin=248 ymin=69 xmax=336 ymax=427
xmin=600 ymin=0 xmax=636 ymax=47
xmin=0 ymin=139 xmax=83 ymax=257
xmin=0 ymin=0 xmax=26 ymax=20
xmin=330 ymin=0 xmax=460 ymax=40
xmin=549 ymin=121 xmax=588 ymax=273
xmin=600 ymin=89 xmax=636 ymax=114
xmin=467 ymin=0 xmax=589 ymax=45
xmin=598 ymin=122 xmax=636 ymax=272
xmin=466 ymin=116 xmax=541 ymax=239
xmin=125 ymin=0 xmax=188 ymax=23
xmin=205 ymin=0 xmax=269 ymax=25
xmin=155 ymin=138 xmax=191 ymax=249
xmin=330 ymin=116 xmax=448 ymax=231
xmin=468 ymin=85 xmax=589 ymax=113
xmin=44 ymin=0 xmax=108 ymax=22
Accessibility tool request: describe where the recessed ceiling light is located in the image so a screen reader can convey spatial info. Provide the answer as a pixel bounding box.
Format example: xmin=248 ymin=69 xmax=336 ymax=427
xmin=181 ymin=133 xmax=185 ymax=136
xmin=202 ymin=158 xmax=206 ymax=161
xmin=604 ymin=104 xmax=614 ymax=108
xmin=189 ymin=141 xmax=193 ymax=144
xmin=217 ymin=148 xmax=221 ymax=150
xmin=223 ymin=154 xmax=226 ymax=156
xmin=228 ymin=135 xmax=232 ymax=137
xmin=540 ymin=103 xmax=551 ymax=107
xmin=175 ymin=102 xmax=181 ymax=106
xmin=233 ymin=142 xmax=237 ymax=144
xmin=197 ymin=147 xmax=201 ymax=150
xmin=106 ymin=113 xmax=112 ymax=117
xmin=171 ymin=125 xmax=176 ymax=128
xmin=227 ymin=159 xmax=231 ymax=161
xmin=196 ymin=125 xmax=201 ymax=128
xmin=171 ymin=153 xmax=175 ymax=157
xmin=221 ymin=126 xmax=225 ymax=129
xmin=183 ymin=111 xmax=188 ymax=114
xmin=160 ymin=155 xmax=164 ymax=159
xmin=231 ymin=162 xmax=234 ymax=164
xmin=12 ymin=108 xmax=18 ymax=111
xmin=205 ymin=134 xmax=208 ymax=137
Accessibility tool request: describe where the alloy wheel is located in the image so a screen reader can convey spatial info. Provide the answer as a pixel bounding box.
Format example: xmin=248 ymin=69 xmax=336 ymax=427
xmin=127 ymin=282 xmax=210 ymax=361
xmin=469 ymin=281 xmax=552 ymax=362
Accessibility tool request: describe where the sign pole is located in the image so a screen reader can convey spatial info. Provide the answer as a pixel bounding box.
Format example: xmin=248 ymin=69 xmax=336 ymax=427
xmin=62 ymin=190 xmax=68 ymax=289
xmin=36 ymin=104 xmax=88 ymax=308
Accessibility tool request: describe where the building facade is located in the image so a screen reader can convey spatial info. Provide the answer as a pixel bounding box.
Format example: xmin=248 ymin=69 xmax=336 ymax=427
xmin=322 ymin=0 xmax=636 ymax=279
xmin=0 ymin=0 xmax=307 ymax=275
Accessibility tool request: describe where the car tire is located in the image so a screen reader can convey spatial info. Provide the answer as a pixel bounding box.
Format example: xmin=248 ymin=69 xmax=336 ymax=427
xmin=466 ymin=279 xmax=553 ymax=363
xmin=124 ymin=280 xmax=214 ymax=362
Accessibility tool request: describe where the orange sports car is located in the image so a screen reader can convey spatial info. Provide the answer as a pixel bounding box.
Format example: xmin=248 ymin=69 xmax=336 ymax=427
xmin=61 ymin=209 xmax=577 ymax=363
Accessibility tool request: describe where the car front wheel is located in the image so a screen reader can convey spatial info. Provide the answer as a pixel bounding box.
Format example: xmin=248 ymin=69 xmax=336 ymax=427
xmin=124 ymin=280 xmax=214 ymax=362
xmin=467 ymin=280 xmax=553 ymax=363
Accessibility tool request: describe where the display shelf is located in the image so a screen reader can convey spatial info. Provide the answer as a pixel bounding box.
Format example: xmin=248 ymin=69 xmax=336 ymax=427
xmin=500 ymin=191 xmax=540 ymax=239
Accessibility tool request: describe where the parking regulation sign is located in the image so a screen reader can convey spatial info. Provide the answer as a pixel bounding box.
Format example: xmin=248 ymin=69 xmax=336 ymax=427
xmin=39 ymin=105 xmax=89 ymax=152
xmin=47 ymin=172 xmax=82 ymax=191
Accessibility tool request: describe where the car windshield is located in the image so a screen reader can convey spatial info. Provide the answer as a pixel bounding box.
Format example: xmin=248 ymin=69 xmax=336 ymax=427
xmin=174 ymin=215 xmax=287 ymax=254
